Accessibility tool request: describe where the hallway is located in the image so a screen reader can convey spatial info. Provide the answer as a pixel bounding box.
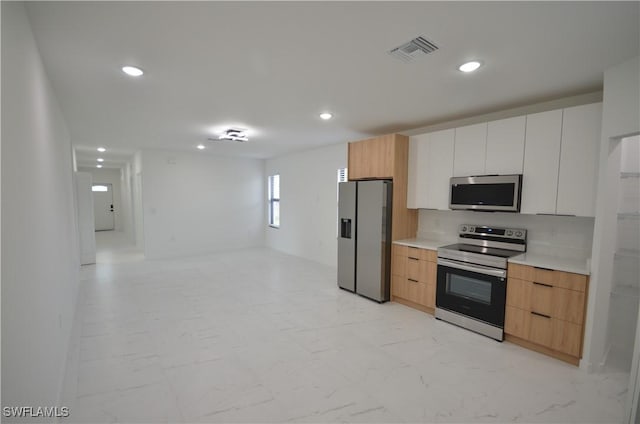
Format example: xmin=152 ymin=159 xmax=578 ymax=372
xmin=95 ymin=231 xmax=144 ymax=264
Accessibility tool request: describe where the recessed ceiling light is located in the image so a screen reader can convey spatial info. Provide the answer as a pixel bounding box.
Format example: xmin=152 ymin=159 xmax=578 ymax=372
xmin=97 ymin=158 xmax=104 ymax=162
xmin=319 ymin=112 xmax=333 ymax=120
xmin=458 ymin=61 xmax=482 ymax=73
xmin=96 ymin=164 xmax=103 ymax=168
xmin=97 ymin=147 xmax=106 ymax=152
xmin=197 ymin=144 xmax=206 ymax=150
xmin=121 ymin=66 xmax=144 ymax=77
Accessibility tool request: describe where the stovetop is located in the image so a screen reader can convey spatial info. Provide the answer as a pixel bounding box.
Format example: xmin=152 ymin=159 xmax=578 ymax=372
xmin=438 ymin=243 xmax=524 ymax=259
xmin=436 ymin=224 xmax=527 ymax=269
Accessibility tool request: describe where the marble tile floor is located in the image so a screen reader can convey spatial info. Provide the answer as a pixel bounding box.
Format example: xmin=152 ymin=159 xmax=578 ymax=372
xmin=61 ymin=247 xmax=629 ymax=423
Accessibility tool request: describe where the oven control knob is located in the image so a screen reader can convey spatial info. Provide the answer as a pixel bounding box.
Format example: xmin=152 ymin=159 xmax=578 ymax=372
xmin=461 ymin=226 xmax=467 ymax=232
xmin=515 ymin=231 xmax=523 ymax=237
xmin=506 ymin=230 xmax=513 ymax=236
xmin=469 ymin=226 xmax=475 ymax=232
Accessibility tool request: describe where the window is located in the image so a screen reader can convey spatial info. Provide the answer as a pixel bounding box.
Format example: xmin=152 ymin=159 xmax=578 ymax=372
xmin=92 ymin=185 xmax=109 ymax=192
xmin=268 ymin=174 xmax=280 ymax=228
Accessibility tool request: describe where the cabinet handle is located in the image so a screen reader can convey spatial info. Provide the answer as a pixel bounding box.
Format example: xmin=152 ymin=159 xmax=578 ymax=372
xmin=533 ymin=281 xmax=553 ymax=288
xmin=534 ymin=266 xmax=553 ymax=271
xmin=408 ymin=257 xmax=419 ymax=261
xmin=531 ymin=311 xmax=551 ymax=319
xmin=408 ymin=278 xmax=419 ymax=283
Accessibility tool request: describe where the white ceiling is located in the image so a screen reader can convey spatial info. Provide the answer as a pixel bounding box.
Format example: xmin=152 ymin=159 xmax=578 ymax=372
xmin=26 ymin=1 xmax=639 ymax=163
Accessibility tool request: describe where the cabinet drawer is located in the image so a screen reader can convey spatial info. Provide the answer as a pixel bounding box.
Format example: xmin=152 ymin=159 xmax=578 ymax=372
xmin=406 ymin=257 xmax=421 ymax=281
xmin=551 ymin=319 xmax=583 ymax=357
xmin=506 ymin=278 xmax=531 ymax=309
xmin=406 ymin=278 xmax=429 ymax=307
xmin=508 ymin=263 xmax=534 ymax=280
xmin=424 ymin=249 xmax=437 ymax=263
xmin=425 ymin=283 xmax=436 ymax=309
xmin=392 ymin=275 xmax=408 ymax=299
xmin=555 ymin=272 xmax=588 ymax=292
xmin=553 ymin=288 xmax=586 ymax=324
xmin=393 ymin=245 xmax=408 ymax=257
xmin=530 ymin=282 xmax=554 ymax=317
xmin=423 ymin=261 xmax=437 ymax=285
xmin=505 ymin=306 xmax=530 ymax=339
xmin=392 ymin=253 xmax=406 ymax=277
xmin=528 ymin=312 xmax=553 ymax=348
xmin=407 ymin=246 xmax=427 ymax=260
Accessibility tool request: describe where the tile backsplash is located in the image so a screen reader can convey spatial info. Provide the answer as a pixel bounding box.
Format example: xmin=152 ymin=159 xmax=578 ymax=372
xmin=417 ymin=209 xmax=594 ymax=259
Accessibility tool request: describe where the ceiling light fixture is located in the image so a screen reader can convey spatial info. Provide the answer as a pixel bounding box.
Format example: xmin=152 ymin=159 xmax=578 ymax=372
xmin=97 ymin=147 xmax=106 ymax=152
xmin=197 ymin=144 xmax=206 ymax=150
xmin=97 ymin=158 xmax=104 ymax=162
xmin=458 ymin=61 xmax=482 ymax=73
xmin=218 ymin=128 xmax=248 ymax=142
xmin=96 ymin=164 xmax=103 ymax=168
xmin=121 ymin=66 xmax=144 ymax=77
xmin=319 ymin=112 xmax=333 ymax=120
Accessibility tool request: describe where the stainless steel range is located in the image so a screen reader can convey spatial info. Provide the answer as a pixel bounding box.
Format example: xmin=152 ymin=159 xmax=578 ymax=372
xmin=435 ymin=224 xmax=527 ymax=341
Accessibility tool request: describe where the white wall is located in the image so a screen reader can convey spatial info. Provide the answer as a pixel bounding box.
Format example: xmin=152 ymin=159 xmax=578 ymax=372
xmin=584 ymin=56 xmax=640 ymax=374
xmin=1 ymin=1 xmax=80 ymax=412
xmin=141 ymin=150 xmax=264 ymax=259
xmin=133 ymin=151 xmax=144 ymax=249
xmin=265 ymin=143 xmax=347 ymax=268
xmin=78 ymin=167 xmax=124 ymax=232
xmin=418 ymin=210 xmax=594 ymax=259
xmin=74 ymin=172 xmax=96 ymax=264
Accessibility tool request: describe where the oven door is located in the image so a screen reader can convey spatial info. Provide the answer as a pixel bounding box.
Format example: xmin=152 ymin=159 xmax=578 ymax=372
xmin=436 ymin=258 xmax=507 ymax=327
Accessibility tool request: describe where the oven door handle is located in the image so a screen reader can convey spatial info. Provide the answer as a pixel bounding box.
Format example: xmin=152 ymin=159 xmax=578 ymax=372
xmin=437 ymin=258 xmax=507 ymax=279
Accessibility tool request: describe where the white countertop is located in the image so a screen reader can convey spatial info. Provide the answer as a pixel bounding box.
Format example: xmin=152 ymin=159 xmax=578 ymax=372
xmin=393 ymin=238 xmax=453 ymax=251
xmin=508 ymin=252 xmax=591 ymax=276
xmin=393 ymin=238 xmax=591 ymax=275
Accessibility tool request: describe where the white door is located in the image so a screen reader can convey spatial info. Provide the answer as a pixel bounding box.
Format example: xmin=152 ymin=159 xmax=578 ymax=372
xmin=93 ymin=183 xmax=115 ymax=231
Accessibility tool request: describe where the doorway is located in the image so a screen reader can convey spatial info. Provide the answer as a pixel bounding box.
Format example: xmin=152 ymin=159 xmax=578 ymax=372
xmin=92 ymin=183 xmax=115 ymax=231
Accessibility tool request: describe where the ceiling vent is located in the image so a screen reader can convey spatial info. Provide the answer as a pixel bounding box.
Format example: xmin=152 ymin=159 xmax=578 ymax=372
xmin=388 ymin=36 xmax=439 ymax=63
xmin=209 ymin=128 xmax=248 ymax=143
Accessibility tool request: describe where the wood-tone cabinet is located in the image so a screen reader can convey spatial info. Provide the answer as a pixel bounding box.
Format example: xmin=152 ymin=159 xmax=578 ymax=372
xmin=504 ymin=263 xmax=589 ymax=365
xmin=391 ymin=244 xmax=437 ymax=313
xmin=348 ymin=135 xmax=395 ymax=180
xmin=347 ymin=134 xmax=417 ymax=241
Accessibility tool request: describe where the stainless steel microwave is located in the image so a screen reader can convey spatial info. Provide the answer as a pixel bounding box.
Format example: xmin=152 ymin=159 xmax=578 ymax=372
xmin=449 ymin=174 xmax=523 ymax=212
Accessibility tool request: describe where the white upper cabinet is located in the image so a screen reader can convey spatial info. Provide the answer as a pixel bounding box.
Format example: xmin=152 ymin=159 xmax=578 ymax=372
xmin=407 ymin=129 xmax=455 ymax=210
xmin=407 ymin=134 xmax=426 ymax=209
xmin=521 ymin=109 xmax=563 ymax=215
xmin=556 ymin=103 xmax=602 ymax=216
xmin=425 ymin=129 xmax=455 ymax=209
xmin=453 ymin=123 xmax=488 ymax=177
xmin=485 ymin=116 xmax=526 ymax=174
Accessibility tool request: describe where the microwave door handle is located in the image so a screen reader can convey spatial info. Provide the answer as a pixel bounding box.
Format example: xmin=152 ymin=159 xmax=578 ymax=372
xmin=437 ymin=258 xmax=507 ymax=278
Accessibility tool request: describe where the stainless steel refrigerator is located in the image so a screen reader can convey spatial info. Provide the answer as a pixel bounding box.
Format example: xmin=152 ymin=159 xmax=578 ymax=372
xmin=337 ymin=180 xmax=393 ymax=302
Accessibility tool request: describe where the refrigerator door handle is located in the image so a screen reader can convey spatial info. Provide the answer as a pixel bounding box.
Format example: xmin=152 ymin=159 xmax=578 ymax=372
xmin=340 ymin=218 xmax=352 ymax=239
